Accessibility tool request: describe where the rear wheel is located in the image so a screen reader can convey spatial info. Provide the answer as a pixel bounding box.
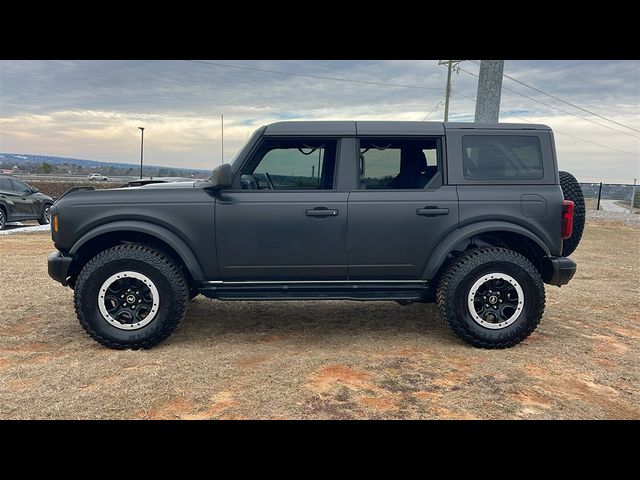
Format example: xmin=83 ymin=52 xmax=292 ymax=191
xmin=38 ymin=203 xmax=51 ymax=225
xmin=437 ymin=247 xmax=545 ymax=349
xmin=559 ymin=171 xmax=585 ymax=256
xmin=74 ymin=243 xmax=189 ymax=349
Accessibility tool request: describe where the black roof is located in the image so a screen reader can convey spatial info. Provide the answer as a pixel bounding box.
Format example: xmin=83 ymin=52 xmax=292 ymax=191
xmin=263 ymin=121 xmax=551 ymax=136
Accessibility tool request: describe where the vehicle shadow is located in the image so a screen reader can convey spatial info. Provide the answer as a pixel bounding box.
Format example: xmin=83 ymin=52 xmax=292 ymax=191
xmin=176 ymin=296 xmax=457 ymax=345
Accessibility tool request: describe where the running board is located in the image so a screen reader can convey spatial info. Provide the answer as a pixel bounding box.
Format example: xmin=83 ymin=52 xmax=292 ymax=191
xmin=198 ymin=281 xmax=429 ymax=301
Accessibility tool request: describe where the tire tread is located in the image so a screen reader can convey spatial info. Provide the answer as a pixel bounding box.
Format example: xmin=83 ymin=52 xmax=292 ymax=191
xmin=74 ymin=243 xmax=188 ymax=349
xmin=436 ymin=247 xmax=545 ymax=349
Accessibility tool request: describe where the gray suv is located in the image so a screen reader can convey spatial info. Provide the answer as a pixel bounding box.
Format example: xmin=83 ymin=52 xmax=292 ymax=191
xmin=47 ymin=121 xmax=584 ymax=349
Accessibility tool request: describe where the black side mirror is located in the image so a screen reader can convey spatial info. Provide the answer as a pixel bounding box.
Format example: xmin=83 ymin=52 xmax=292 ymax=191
xmin=31 ymin=187 xmax=39 ymax=193
xmin=209 ymin=163 xmax=233 ymax=189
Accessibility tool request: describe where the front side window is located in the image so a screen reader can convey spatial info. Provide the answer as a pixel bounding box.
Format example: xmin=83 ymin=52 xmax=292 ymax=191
xmin=359 ymin=138 xmax=439 ymax=189
xmin=463 ymin=135 xmax=543 ymax=180
xmin=10 ymin=179 xmax=30 ymax=193
xmin=241 ymin=138 xmax=337 ymax=190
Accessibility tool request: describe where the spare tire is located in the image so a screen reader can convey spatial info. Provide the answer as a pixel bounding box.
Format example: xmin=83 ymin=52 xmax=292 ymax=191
xmin=559 ymin=171 xmax=585 ymax=256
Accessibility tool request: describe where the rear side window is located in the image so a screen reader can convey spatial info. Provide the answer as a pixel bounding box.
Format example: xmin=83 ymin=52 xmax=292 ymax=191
xmin=0 ymin=177 xmax=14 ymax=191
xmin=463 ymin=135 xmax=543 ymax=180
xmin=359 ymin=138 xmax=440 ymax=189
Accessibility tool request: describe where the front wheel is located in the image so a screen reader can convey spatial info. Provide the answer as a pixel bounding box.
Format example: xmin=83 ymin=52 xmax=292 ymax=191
xmin=436 ymin=247 xmax=545 ymax=349
xmin=74 ymin=243 xmax=189 ymax=349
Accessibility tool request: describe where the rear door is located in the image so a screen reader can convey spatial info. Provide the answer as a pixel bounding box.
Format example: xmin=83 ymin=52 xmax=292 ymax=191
xmin=215 ymin=137 xmax=349 ymax=280
xmin=0 ymin=177 xmax=29 ymax=219
xmin=347 ymin=132 xmax=459 ymax=279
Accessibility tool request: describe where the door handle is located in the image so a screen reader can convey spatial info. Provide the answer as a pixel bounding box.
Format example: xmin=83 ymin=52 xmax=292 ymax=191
xmin=306 ymin=208 xmax=339 ymax=217
xmin=416 ymin=206 xmax=449 ymax=216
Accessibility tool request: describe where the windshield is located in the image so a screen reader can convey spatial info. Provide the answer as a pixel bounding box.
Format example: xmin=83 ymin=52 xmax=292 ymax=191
xmin=228 ymin=127 xmax=263 ymax=169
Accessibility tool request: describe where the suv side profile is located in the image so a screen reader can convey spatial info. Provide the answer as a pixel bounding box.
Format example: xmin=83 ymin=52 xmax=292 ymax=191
xmin=0 ymin=175 xmax=54 ymax=230
xmin=88 ymin=173 xmax=109 ymax=182
xmin=47 ymin=121 xmax=584 ymax=350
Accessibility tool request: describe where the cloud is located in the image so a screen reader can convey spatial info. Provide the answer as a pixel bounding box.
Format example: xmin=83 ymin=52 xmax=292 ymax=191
xmin=0 ymin=60 xmax=638 ymax=180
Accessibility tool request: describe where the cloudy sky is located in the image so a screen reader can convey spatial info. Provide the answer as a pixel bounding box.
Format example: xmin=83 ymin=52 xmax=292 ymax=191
xmin=0 ymin=60 xmax=638 ymax=182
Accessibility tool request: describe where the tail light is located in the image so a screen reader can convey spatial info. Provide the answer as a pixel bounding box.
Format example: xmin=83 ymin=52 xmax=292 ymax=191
xmin=561 ymin=200 xmax=574 ymax=239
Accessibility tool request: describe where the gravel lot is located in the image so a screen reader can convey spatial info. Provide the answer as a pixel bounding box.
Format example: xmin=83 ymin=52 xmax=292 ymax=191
xmin=0 ymin=215 xmax=638 ymax=419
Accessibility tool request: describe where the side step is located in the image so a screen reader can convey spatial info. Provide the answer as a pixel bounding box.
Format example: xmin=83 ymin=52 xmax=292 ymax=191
xmin=199 ymin=281 xmax=429 ymax=301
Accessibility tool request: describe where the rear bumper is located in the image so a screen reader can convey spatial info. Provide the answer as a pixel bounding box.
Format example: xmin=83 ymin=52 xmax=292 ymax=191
xmin=541 ymin=256 xmax=576 ymax=286
xmin=48 ymin=251 xmax=73 ymax=286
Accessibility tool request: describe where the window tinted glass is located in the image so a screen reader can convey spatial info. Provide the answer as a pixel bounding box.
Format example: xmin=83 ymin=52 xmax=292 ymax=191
xmin=246 ymin=138 xmax=337 ymax=190
xmin=359 ymin=138 xmax=439 ymax=189
xmin=463 ymin=135 xmax=543 ymax=180
xmin=11 ymin=179 xmax=30 ymax=192
xmin=0 ymin=177 xmax=14 ymax=191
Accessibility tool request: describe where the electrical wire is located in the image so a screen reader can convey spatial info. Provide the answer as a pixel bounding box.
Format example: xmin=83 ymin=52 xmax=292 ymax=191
xmin=458 ymin=66 xmax=640 ymax=139
xmin=186 ymin=60 xmax=444 ymax=92
xmin=469 ymin=60 xmax=640 ymax=134
xmin=451 ymin=89 xmax=639 ymax=157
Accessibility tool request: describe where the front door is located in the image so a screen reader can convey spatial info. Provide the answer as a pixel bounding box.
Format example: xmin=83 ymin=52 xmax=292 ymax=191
xmin=215 ymin=137 xmax=348 ymax=281
xmin=348 ymin=137 xmax=459 ymax=280
xmin=10 ymin=178 xmax=38 ymax=216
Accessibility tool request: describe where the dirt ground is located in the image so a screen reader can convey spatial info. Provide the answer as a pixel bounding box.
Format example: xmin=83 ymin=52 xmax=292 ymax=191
xmin=0 ymin=220 xmax=638 ymax=419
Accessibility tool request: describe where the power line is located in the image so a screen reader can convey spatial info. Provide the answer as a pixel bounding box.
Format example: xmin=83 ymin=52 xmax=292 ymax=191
xmin=185 ymin=60 xmax=444 ymax=92
xmin=469 ymin=60 xmax=640 ymax=134
xmin=451 ymin=89 xmax=639 ymax=157
xmin=422 ymin=100 xmax=443 ymax=121
xmin=458 ymin=66 xmax=640 ymax=139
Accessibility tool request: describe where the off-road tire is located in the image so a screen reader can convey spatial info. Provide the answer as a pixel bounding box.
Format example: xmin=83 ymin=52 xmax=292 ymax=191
xmin=0 ymin=207 xmax=6 ymax=231
xmin=559 ymin=171 xmax=585 ymax=256
xmin=38 ymin=203 xmax=52 ymax=225
xmin=74 ymin=243 xmax=189 ymax=349
xmin=437 ymin=247 xmax=545 ymax=349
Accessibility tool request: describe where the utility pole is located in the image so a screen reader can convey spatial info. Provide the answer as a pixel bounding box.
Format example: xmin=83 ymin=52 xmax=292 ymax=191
xmin=475 ymin=60 xmax=505 ymax=122
xmin=221 ymin=114 xmax=224 ymax=164
xmin=138 ymin=127 xmax=145 ymax=179
xmin=438 ymin=60 xmax=462 ymax=122
xmin=630 ymin=178 xmax=637 ymax=211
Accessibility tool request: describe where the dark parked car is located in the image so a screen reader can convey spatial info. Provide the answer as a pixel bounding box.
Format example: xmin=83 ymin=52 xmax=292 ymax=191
xmin=0 ymin=175 xmax=54 ymax=230
xmin=48 ymin=121 xmax=584 ymax=350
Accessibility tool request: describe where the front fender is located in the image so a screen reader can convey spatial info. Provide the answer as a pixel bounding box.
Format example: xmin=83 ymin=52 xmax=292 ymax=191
xmin=69 ymin=220 xmax=206 ymax=281
xmin=422 ymin=221 xmax=551 ymax=280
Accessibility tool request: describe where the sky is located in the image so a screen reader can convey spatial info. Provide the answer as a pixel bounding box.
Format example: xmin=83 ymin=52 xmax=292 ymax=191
xmin=0 ymin=60 xmax=638 ymax=183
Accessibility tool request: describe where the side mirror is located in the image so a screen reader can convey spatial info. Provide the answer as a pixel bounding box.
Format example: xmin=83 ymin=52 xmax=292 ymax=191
xmin=31 ymin=187 xmax=39 ymax=193
xmin=209 ymin=163 xmax=233 ymax=189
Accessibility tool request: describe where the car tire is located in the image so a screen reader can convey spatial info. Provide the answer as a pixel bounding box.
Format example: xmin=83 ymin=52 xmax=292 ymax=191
xmin=74 ymin=243 xmax=189 ymax=349
xmin=38 ymin=203 xmax=52 ymax=225
xmin=559 ymin=171 xmax=585 ymax=257
xmin=436 ymin=247 xmax=545 ymax=349
xmin=0 ymin=207 xmax=6 ymax=231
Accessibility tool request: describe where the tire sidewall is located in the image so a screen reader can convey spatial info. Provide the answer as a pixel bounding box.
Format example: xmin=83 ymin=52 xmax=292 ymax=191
xmin=77 ymin=257 xmax=180 ymax=345
xmin=0 ymin=209 xmax=5 ymax=230
xmin=40 ymin=204 xmax=51 ymax=224
xmin=453 ymin=260 xmax=541 ymax=343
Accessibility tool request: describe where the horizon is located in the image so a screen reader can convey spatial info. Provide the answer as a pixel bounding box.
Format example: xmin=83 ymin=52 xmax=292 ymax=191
xmin=1 ymin=60 xmax=638 ymax=183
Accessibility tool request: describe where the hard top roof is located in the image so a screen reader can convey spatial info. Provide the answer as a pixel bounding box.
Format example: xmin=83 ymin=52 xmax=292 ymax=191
xmin=263 ymin=121 xmax=551 ymax=136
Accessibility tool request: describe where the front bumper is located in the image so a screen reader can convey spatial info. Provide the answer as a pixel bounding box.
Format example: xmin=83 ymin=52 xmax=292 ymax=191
xmin=48 ymin=251 xmax=73 ymax=286
xmin=541 ymin=256 xmax=576 ymax=286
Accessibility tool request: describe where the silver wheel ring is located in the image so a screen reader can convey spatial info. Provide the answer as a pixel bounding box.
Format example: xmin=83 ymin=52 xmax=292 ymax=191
xmin=98 ymin=271 xmax=160 ymax=330
xmin=467 ymin=273 xmax=524 ymax=330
